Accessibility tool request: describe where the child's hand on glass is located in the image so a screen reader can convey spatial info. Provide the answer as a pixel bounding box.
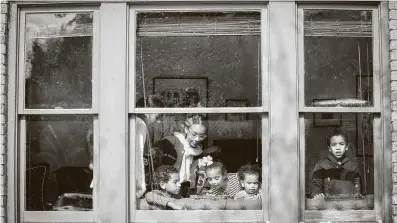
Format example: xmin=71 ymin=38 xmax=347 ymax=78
xmin=313 ymin=193 xmax=325 ymax=199
xmin=198 ymin=155 xmax=213 ymax=167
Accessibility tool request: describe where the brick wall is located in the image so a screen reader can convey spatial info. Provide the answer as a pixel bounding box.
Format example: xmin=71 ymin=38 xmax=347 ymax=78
xmin=391 ymin=1 xmax=397 ymax=223
xmin=0 ymin=1 xmax=7 ymax=222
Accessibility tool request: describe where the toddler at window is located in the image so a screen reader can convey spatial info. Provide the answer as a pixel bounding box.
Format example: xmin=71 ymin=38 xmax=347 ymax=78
xmin=144 ymin=165 xmax=182 ymax=210
xmin=310 ymin=128 xmax=361 ymax=199
xmin=199 ymin=162 xmax=232 ymax=198
xmin=234 ymin=164 xmax=262 ymax=200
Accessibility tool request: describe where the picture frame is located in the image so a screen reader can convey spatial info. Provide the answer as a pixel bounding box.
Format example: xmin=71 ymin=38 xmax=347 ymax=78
xmin=356 ymin=75 xmax=373 ymax=106
xmin=312 ymin=99 xmax=342 ymax=127
xmin=152 ymin=77 xmax=209 ymax=107
xmin=225 ymin=99 xmax=249 ymax=121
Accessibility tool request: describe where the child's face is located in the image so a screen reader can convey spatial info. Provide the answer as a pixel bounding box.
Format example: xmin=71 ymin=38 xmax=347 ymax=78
xmin=206 ymin=168 xmax=227 ymax=188
xmin=185 ymin=124 xmax=207 ymax=148
xmin=328 ymin=135 xmax=348 ymax=159
xmin=160 ymin=173 xmax=181 ymax=195
xmin=240 ymin=173 xmax=260 ymax=195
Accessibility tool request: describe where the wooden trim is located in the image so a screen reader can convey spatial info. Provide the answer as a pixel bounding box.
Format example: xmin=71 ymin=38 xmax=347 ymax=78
xmin=373 ymin=8 xmax=381 ymax=111
xmin=261 ymin=113 xmax=269 ymax=220
xmin=297 ymin=4 xmax=378 ymax=10
xmin=17 ymin=9 xmax=25 ymax=114
xmin=98 ymin=3 xmax=129 ymax=223
xmin=128 ymin=117 xmax=136 ymax=221
xmin=19 ymin=117 xmax=26 ymax=221
xmin=23 ymin=211 xmax=95 ymax=222
xmin=128 ymin=9 xmax=137 ymax=112
xmin=131 ymin=5 xmax=265 ymax=12
xmin=298 ymin=115 xmax=305 ymax=220
xmin=20 ymin=109 xmax=95 ymax=115
xmin=134 ymin=210 xmax=264 ymax=222
xmin=92 ymin=116 xmax=99 ymax=221
xmin=132 ymin=107 xmax=266 ymax=114
xmin=7 ymin=4 xmax=19 ymax=223
xmin=268 ymin=1 xmax=299 ymax=222
xmin=92 ymin=9 xmax=100 ymax=113
xmin=373 ymin=115 xmax=382 ymax=221
xmin=303 ymin=210 xmax=376 ymax=222
xmin=299 ymin=107 xmax=380 ymax=113
xmin=261 ymin=7 xmax=268 ymax=111
xmin=379 ymin=1 xmax=392 ymax=222
xmin=297 ymin=7 xmax=305 ymax=110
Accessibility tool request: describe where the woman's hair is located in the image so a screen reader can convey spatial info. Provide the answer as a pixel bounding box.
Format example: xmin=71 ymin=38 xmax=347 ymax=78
xmin=205 ymin=161 xmax=227 ymax=176
xmin=237 ymin=164 xmax=261 ymax=181
xmin=153 ymin=165 xmax=179 ymax=185
xmin=326 ymin=127 xmax=349 ymax=146
xmin=183 ymin=114 xmax=208 ymax=130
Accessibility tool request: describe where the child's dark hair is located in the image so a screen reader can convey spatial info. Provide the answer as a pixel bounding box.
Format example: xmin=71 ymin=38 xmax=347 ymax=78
xmin=326 ymin=128 xmax=349 ymax=146
xmin=205 ymin=161 xmax=227 ymax=176
xmin=237 ymin=164 xmax=261 ymax=181
xmin=153 ymin=165 xmax=179 ymax=186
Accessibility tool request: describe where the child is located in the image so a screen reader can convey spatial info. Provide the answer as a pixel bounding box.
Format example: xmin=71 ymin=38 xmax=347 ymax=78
xmin=234 ymin=164 xmax=262 ymax=200
xmin=144 ymin=165 xmax=183 ymax=210
xmin=155 ymin=114 xmax=209 ymax=197
xmin=200 ymin=162 xmax=231 ymax=198
xmin=310 ymin=128 xmax=361 ymax=199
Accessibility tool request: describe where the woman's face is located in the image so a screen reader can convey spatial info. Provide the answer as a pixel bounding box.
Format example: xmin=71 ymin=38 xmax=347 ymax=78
xmin=185 ymin=124 xmax=207 ymax=148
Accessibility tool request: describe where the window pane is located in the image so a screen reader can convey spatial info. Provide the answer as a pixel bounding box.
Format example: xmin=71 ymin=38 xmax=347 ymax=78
xmin=304 ymin=10 xmax=373 ymax=107
xmin=25 ymin=13 xmax=93 ymax=109
xmin=136 ymin=12 xmax=261 ymax=108
xmin=134 ymin=113 xmax=262 ymax=210
xmin=304 ymin=113 xmax=374 ymax=211
xmin=26 ymin=115 xmax=93 ymax=211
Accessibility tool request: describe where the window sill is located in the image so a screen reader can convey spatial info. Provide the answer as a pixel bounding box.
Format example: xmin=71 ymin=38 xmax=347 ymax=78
xmin=304 ymin=210 xmax=376 ymax=222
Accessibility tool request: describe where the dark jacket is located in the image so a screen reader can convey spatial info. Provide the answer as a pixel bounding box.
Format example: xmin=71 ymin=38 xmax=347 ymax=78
xmin=310 ymin=154 xmax=361 ymax=198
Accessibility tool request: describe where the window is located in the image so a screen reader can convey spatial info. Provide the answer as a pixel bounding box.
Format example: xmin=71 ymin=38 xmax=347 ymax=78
xmin=6 ymin=2 xmax=390 ymax=223
xmin=298 ymin=5 xmax=385 ymax=222
xmin=129 ymin=6 xmax=269 ymax=222
xmin=15 ymin=8 xmax=98 ymax=222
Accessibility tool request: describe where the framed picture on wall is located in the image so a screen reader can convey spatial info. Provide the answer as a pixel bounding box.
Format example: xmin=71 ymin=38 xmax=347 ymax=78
xmin=152 ymin=77 xmax=209 ymax=107
xmin=225 ymin=99 xmax=249 ymax=121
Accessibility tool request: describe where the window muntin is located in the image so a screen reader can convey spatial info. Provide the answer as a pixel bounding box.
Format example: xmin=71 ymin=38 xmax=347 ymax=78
xmin=17 ymin=9 xmax=98 ymax=221
xmin=135 ymin=12 xmax=262 ymax=108
xmin=302 ymin=9 xmax=377 ymax=108
xmin=299 ymin=6 xmax=381 ymax=222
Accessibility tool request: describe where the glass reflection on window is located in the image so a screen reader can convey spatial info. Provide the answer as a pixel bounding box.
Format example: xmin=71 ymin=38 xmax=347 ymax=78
xmin=136 ymin=12 xmax=261 ymax=108
xmin=25 ymin=12 xmax=93 ymax=109
xmin=304 ymin=113 xmax=374 ymax=211
xmin=304 ymin=10 xmax=374 ymax=107
xmin=134 ymin=112 xmax=262 ymax=210
xmin=26 ymin=115 xmax=93 ymax=211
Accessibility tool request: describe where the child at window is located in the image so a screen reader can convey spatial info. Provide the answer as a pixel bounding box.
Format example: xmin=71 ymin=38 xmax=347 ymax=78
xmin=234 ymin=164 xmax=262 ymax=200
xmin=310 ymin=128 xmax=361 ymax=199
xmin=199 ymin=162 xmax=231 ymax=198
xmin=144 ymin=165 xmax=183 ymax=210
xmin=155 ymin=114 xmax=209 ymax=197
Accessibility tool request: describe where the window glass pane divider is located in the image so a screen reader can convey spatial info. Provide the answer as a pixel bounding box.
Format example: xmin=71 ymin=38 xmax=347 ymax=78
xmin=135 ymin=210 xmax=264 ymax=222
xmin=23 ymin=211 xmax=95 ymax=222
xmin=303 ymin=210 xmax=376 ymax=221
xmin=7 ymin=4 xmax=18 ymax=223
xmin=132 ymin=107 xmax=266 ymax=114
xmin=299 ymin=107 xmax=380 ymax=113
xmin=19 ymin=117 xmax=26 ymax=221
xmin=261 ymin=113 xmax=269 ymax=220
xmin=19 ymin=109 xmax=96 ymax=115
xmin=261 ymin=7 xmax=268 ymax=111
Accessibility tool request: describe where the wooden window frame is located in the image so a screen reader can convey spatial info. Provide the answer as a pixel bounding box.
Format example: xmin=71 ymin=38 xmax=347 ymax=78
xmin=128 ymin=4 xmax=269 ymax=223
xmin=297 ymin=3 xmax=391 ymax=223
xmin=8 ymin=5 xmax=100 ymax=223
